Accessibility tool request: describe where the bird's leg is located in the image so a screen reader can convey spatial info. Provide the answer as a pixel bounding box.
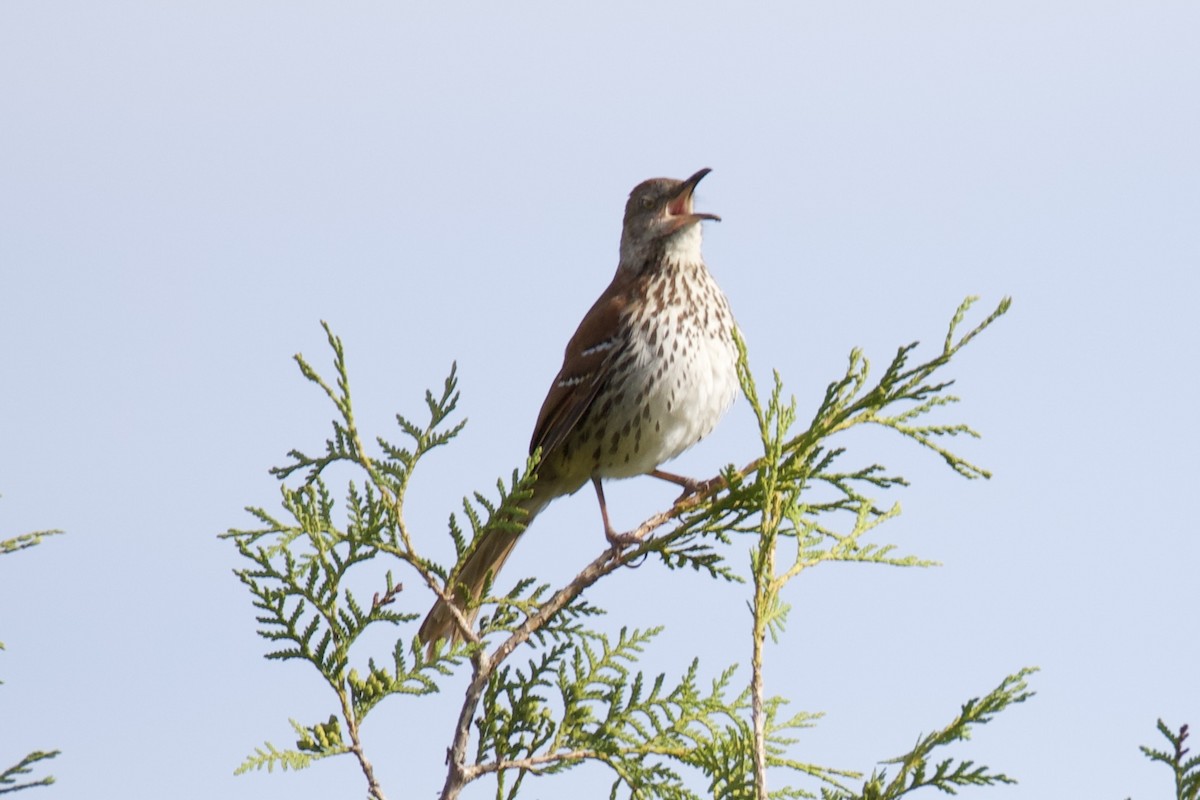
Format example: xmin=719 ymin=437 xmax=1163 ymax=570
xmin=592 ymin=476 xmax=641 ymax=549
xmin=649 ymin=469 xmax=711 ymax=502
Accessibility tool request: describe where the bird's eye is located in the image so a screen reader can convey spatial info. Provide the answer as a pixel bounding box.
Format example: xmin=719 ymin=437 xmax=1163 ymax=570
xmin=641 ymin=197 xmax=654 ymax=210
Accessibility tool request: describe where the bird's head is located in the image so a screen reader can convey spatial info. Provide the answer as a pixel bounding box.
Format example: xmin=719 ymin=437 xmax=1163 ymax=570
xmin=619 ymin=168 xmax=720 ymax=268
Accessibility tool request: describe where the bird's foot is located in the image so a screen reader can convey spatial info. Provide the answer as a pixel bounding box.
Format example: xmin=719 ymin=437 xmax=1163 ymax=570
xmin=605 ymin=526 xmax=642 ymax=551
xmin=650 ymin=469 xmax=715 ymax=503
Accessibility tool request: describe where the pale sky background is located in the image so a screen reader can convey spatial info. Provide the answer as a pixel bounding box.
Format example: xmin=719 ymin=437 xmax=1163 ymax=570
xmin=2 ymin=3 xmax=1197 ymax=799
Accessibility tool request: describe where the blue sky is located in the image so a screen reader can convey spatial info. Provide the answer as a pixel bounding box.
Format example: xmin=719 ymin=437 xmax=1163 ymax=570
xmin=1 ymin=3 xmax=1197 ymax=798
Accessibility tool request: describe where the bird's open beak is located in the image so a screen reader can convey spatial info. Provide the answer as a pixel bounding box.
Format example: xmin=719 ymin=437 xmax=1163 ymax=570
xmin=667 ymin=167 xmax=721 ymax=224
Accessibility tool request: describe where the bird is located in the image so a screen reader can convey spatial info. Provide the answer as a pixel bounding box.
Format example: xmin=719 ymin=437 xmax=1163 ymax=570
xmin=418 ymin=167 xmax=738 ymax=649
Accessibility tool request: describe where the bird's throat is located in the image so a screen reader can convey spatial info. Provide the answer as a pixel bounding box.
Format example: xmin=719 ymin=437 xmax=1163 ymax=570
xmin=661 ymin=223 xmax=704 ymax=267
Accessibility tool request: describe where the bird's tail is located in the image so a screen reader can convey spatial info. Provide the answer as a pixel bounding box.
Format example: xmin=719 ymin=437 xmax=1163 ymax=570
xmin=417 ymin=487 xmax=551 ymax=652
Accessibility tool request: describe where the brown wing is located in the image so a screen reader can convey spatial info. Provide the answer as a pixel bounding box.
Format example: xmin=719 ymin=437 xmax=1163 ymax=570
xmin=530 ymin=273 xmax=632 ymax=459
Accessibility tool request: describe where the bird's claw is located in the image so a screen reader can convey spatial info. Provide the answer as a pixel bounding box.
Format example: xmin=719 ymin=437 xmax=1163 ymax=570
xmin=674 ymin=476 xmax=716 ymax=503
xmin=605 ymin=527 xmax=642 ymax=551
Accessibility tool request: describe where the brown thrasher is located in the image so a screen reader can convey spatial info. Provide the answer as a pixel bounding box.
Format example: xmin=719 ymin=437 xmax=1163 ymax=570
xmin=419 ymin=167 xmax=738 ymax=648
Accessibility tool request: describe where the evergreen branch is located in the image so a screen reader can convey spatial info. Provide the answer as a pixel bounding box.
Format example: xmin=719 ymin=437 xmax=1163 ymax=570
xmin=0 ymin=531 xmax=62 ymax=556
xmin=1 ymin=525 xmax=62 ymax=794
xmin=225 ymin=329 xmax=483 ymax=800
xmin=829 ymin=668 xmax=1037 ymax=800
xmin=234 ymin=718 xmax=340 ymax=776
xmin=264 ymin=324 xmax=464 ymax=590
xmin=272 ymin=323 xmax=362 ymax=483
xmin=0 ymin=750 xmax=59 ymax=794
xmin=226 ymin=302 xmax=1019 ymax=800
xmin=727 ymin=301 xmax=1011 ymax=799
xmin=348 ymin=638 xmax=448 ymax=720
xmin=435 ymin=527 xmax=747 ymax=798
xmin=234 ymin=743 xmax=315 ymax=774
xmin=474 ymin=642 xmax=766 ymax=799
xmin=466 ymin=627 xmax=856 ymax=799
xmin=945 ymin=296 xmax=1012 ymax=356
xmin=1139 ymin=720 xmax=1199 ymax=800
